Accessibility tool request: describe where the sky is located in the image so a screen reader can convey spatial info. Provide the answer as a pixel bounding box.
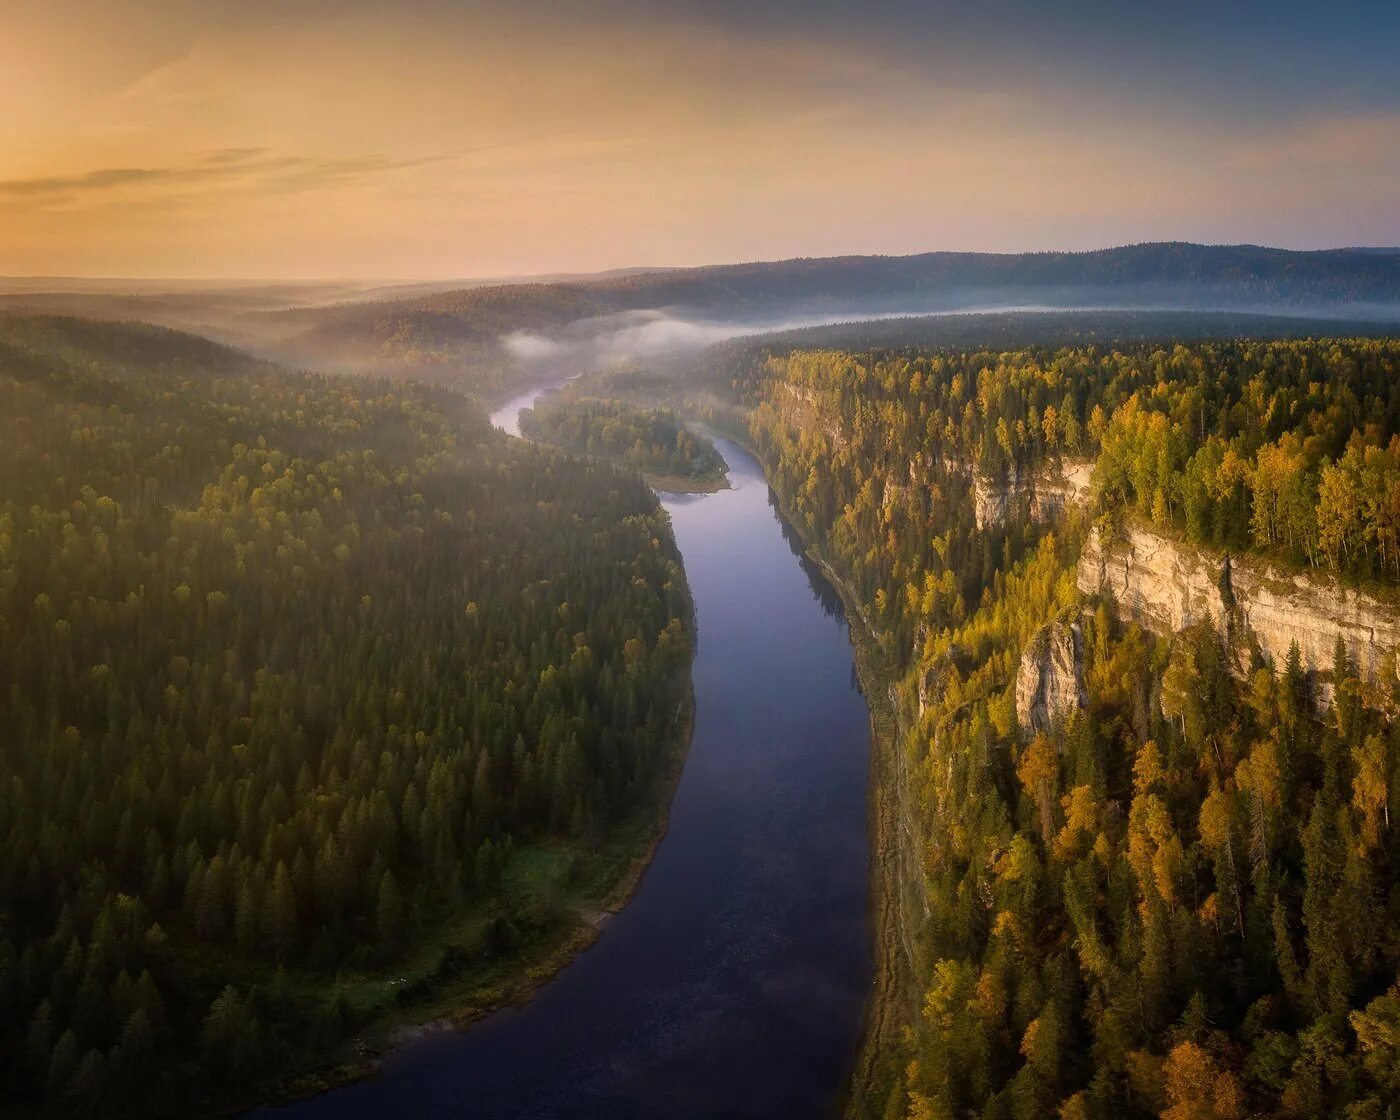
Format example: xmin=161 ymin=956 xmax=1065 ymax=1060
xmin=1 ymin=0 xmax=1397 ymax=279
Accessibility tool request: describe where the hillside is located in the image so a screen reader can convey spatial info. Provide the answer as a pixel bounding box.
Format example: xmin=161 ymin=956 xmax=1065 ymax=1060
xmin=311 ymin=243 xmax=1400 ymax=324
xmin=0 ymin=315 xmax=693 ymax=1115
xmin=6 ymin=247 xmax=1400 ymax=400
xmin=732 ymin=324 xmax=1400 ymax=1118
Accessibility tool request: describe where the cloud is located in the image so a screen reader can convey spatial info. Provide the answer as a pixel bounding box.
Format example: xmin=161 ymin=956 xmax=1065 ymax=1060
xmin=1227 ymin=112 xmax=1400 ymax=173
xmin=0 ymin=149 xmax=455 ymax=206
xmin=0 ymin=167 xmax=178 ymax=196
xmin=3 ymin=0 xmax=1398 ymax=276
xmin=198 ymin=146 xmax=272 ymax=165
xmin=503 ymin=305 xmax=1099 ymax=372
xmin=502 ymin=331 xmax=566 ymax=361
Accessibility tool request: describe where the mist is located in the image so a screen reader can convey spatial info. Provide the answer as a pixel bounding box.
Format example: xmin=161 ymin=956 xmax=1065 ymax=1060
xmin=501 ymin=289 xmax=1400 ymax=377
xmin=499 ymin=302 xmax=1095 ymax=372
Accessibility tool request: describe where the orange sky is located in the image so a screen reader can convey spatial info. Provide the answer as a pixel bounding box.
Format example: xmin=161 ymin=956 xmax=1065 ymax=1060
xmin=2 ymin=0 xmax=1398 ymax=279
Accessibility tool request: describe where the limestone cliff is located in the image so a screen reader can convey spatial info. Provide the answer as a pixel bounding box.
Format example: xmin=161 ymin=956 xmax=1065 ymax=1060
xmin=769 ymin=381 xmax=846 ymax=449
xmin=1015 ymin=618 xmax=1088 ymax=736
xmin=1078 ymin=524 xmax=1400 ymax=699
xmin=974 ymin=459 xmax=1093 ymax=529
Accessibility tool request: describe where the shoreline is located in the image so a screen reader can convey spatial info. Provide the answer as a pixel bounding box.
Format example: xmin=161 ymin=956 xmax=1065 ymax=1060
xmin=227 ymin=383 xmax=703 ymax=1116
xmin=740 ymin=428 xmax=923 ymax=1120
xmin=257 ymin=386 xmax=901 ymax=1120
xmin=237 ymin=675 xmax=698 ymax=1118
xmin=810 ymin=551 xmax=922 ymax=1120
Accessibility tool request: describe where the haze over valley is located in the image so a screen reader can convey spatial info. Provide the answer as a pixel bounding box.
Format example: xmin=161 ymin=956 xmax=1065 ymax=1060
xmin=5 ymin=3 xmax=1400 ymax=1118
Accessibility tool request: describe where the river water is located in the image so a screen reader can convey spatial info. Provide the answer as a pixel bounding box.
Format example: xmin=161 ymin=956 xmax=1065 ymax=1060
xmin=261 ymin=386 xmax=873 ymax=1118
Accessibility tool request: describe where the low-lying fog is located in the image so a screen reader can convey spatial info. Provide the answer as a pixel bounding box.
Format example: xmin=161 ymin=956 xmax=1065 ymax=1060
xmin=502 ymin=297 xmax=1400 ymax=373
xmin=501 ymin=304 xmax=1091 ymax=370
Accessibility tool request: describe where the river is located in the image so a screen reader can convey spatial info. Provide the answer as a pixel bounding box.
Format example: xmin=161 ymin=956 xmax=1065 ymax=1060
xmin=260 ymin=385 xmax=873 ymax=1118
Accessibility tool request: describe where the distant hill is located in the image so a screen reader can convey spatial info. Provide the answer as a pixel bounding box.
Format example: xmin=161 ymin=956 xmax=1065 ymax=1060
xmin=315 ymin=241 xmax=1400 ymax=320
xmin=259 ymin=243 xmax=1400 ymax=389
xmin=6 ymin=245 xmax=1400 ymax=393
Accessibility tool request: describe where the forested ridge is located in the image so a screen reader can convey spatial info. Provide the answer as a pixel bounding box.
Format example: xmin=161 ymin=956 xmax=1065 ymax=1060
xmin=0 ymin=316 xmax=692 ymax=1115
xmin=255 ymin=247 xmax=1400 ymax=388
xmin=746 ymin=335 xmax=1400 ymax=587
xmin=741 ymin=330 xmax=1400 ymax=1118
xmin=520 ymin=395 xmax=727 ymax=485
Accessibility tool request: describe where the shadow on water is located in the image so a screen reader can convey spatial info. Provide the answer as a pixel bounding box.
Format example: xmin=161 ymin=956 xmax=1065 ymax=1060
xmin=770 ymin=491 xmax=847 ymax=623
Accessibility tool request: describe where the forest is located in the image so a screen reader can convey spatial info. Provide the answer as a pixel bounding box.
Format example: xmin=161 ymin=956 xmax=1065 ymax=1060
xmin=745 ymin=335 xmax=1400 ymax=588
xmin=0 ymin=315 xmax=692 ymax=1115
xmin=520 ymin=394 xmax=727 ymax=487
xmin=741 ymin=330 xmax=1400 ymax=1118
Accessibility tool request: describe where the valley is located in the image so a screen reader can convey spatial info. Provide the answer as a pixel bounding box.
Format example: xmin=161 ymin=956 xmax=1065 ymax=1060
xmin=12 ymin=4 xmax=1400 ymax=1115
xmin=7 ymin=269 xmax=1400 ymax=1120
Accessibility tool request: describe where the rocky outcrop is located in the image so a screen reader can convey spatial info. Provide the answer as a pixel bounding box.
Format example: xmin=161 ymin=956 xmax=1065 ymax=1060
xmin=974 ymin=458 xmax=1094 ymax=530
xmin=1078 ymin=524 xmax=1400 ymax=699
xmin=972 ymin=469 xmax=1017 ymax=530
xmin=770 ymin=382 xmax=846 ymax=449
xmin=1031 ymin=459 xmax=1094 ymax=522
xmin=1016 ymin=618 xmax=1088 ymax=736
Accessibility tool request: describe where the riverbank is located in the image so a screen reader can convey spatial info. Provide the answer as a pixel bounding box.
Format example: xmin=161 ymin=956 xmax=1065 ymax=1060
xmin=238 ymin=677 xmax=697 ymax=1117
xmin=643 ymin=470 xmax=729 ymax=494
xmin=744 ymin=433 xmax=925 ymax=1120
xmin=810 ymin=555 xmax=923 ymax=1120
xmin=225 ymin=387 xmax=705 ymax=1117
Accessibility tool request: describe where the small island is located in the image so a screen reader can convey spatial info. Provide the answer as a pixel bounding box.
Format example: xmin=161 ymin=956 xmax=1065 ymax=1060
xmin=521 ymin=395 xmax=729 ymax=492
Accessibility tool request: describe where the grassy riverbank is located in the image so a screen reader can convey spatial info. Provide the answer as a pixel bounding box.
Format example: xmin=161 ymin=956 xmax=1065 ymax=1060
xmin=209 ymin=677 xmax=697 ymax=1117
xmin=643 ymin=470 xmax=730 ymax=494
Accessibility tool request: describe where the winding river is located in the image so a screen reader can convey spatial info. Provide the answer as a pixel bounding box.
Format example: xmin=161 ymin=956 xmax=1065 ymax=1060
xmin=262 ymin=385 xmax=873 ymax=1118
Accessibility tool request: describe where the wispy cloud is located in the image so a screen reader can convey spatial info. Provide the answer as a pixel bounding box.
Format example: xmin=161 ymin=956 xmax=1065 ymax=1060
xmin=0 ymin=149 xmax=454 ymax=205
xmin=0 ymin=167 xmax=180 ymax=197
xmin=197 ymin=146 xmax=272 ymax=165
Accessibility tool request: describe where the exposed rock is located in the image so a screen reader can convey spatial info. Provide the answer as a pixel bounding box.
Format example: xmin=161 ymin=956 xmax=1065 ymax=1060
xmin=973 ymin=466 xmax=1019 ymax=530
xmin=1016 ymin=619 xmax=1087 ymax=736
xmin=770 ymin=382 xmax=846 ymax=449
xmin=1031 ymin=459 xmax=1094 ymax=522
xmin=973 ymin=458 xmax=1094 ymax=529
xmin=1078 ymin=523 xmax=1400 ymax=703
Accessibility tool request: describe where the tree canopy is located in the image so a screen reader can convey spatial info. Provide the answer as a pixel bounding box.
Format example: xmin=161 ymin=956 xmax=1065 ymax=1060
xmin=0 ymin=315 xmax=692 ymax=1114
xmin=742 ymin=328 xmax=1400 ymax=1119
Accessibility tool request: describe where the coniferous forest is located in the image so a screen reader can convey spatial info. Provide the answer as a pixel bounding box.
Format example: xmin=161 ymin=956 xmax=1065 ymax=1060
xmin=9 ymin=297 xmax=1400 ymax=1120
xmin=737 ymin=331 xmax=1400 ymax=1118
xmin=521 ymin=394 xmax=727 ymax=486
xmin=0 ymin=316 xmax=691 ymax=1115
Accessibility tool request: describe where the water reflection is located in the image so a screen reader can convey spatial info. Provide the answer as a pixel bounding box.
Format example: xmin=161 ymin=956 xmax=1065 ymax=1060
xmin=257 ymin=411 xmax=872 ymax=1120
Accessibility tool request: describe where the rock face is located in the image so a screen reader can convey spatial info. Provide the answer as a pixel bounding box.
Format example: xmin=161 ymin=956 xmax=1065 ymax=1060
xmin=1016 ymin=618 xmax=1088 ymax=736
xmin=974 ymin=459 xmax=1094 ymax=530
xmin=1031 ymin=460 xmax=1094 ymax=522
xmin=1078 ymin=524 xmax=1400 ymax=696
xmin=770 ymin=381 xmax=846 ymax=449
